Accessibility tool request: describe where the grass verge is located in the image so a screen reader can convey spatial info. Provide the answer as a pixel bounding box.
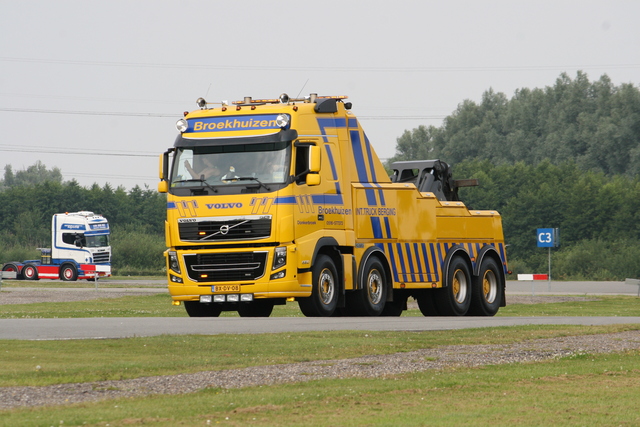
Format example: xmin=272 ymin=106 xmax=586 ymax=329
xmin=1 ymin=334 xmax=639 ymax=426
xmin=2 ymin=324 xmax=638 ymax=387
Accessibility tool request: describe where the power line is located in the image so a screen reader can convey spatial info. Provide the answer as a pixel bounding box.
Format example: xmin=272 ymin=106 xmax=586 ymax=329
xmin=63 ymin=172 xmax=156 ymax=181
xmin=0 ymin=107 xmax=175 ymax=118
xmin=0 ymin=145 xmax=155 ymax=158
xmin=2 ymin=56 xmax=640 ymax=72
xmin=0 ymin=91 xmax=184 ymax=106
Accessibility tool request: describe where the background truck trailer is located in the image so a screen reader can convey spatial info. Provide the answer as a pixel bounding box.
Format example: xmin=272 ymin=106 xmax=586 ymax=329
xmin=158 ymin=93 xmax=507 ymax=317
xmin=1 ymin=211 xmax=111 ymax=281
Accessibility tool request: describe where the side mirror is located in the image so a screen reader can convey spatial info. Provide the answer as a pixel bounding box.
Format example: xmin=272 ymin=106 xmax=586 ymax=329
xmin=307 ymin=173 xmax=321 ymax=186
xmin=158 ymin=153 xmax=167 ymax=180
xmin=309 ymin=145 xmax=321 ymax=173
xmin=158 ymin=151 xmax=170 ymax=193
xmin=158 ymin=180 xmax=168 ymax=193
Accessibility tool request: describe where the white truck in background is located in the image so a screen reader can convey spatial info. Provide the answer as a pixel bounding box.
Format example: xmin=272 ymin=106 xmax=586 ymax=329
xmin=1 ymin=211 xmax=112 ymax=281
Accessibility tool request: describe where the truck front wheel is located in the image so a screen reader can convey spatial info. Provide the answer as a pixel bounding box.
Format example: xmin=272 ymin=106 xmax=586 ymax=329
xmin=22 ymin=264 xmax=39 ymax=281
xmin=60 ymin=264 xmax=78 ymax=281
xmin=238 ymin=300 xmax=275 ymax=317
xmin=184 ymin=301 xmax=222 ymax=317
xmin=298 ymin=254 xmax=338 ymax=317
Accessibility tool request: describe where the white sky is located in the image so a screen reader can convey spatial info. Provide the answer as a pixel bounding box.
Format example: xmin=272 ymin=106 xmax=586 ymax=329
xmin=1 ymin=0 xmax=639 ymax=189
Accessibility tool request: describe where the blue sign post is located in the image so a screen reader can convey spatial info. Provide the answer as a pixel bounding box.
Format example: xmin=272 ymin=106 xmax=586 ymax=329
xmin=537 ymin=228 xmax=559 ymax=290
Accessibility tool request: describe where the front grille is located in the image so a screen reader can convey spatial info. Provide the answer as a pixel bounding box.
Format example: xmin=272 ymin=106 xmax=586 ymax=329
xmin=183 ymin=251 xmax=268 ymax=282
xmin=93 ymin=252 xmax=110 ymax=263
xmin=179 ymin=217 xmax=271 ymax=242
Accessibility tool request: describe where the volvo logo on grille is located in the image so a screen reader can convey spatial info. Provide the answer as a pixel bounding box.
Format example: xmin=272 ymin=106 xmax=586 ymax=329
xmin=220 ymin=224 xmax=230 ymax=235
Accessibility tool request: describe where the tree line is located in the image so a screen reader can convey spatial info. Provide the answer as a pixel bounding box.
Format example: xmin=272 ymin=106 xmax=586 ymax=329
xmin=389 ymin=71 xmax=640 ymax=280
xmin=0 ymin=165 xmax=166 ymax=275
xmin=391 ymin=71 xmax=640 ymax=176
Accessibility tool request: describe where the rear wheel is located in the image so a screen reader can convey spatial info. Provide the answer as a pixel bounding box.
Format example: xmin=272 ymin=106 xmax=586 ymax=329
xmin=468 ymin=257 xmax=502 ymax=316
xmin=184 ymin=301 xmax=222 ymax=317
xmin=22 ymin=264 xmax=39 ymax=281
xmin=238 ymin=299 xmax=275 ymax=317
xmin=298 ymin=254 xmax=338 ymax=317
xmin=416 ymin=291 xmax=440 ymax=316
xmin=60 ymin=264 xmax=78 ymax=281
xmin=2 ymin=263 xmax=23 ymax=280
xmin=381 ymin=294 xmax=406 ymax=316
xmin=346 ymin=257 xmax=388 ymax=316
xmin=435 ymin=256 xmax=471 ymax=316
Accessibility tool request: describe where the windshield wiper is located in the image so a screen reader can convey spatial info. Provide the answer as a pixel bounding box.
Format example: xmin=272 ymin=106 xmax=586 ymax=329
xmin=172 ymin=178 xmax=218 ymax=193
xmin=236 ymin=176 xmax=271 ymax=191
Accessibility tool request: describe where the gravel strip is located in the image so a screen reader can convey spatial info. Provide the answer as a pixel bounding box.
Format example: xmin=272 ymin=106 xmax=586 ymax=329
xmin=1 ymin=330 xmax=639 ymax=410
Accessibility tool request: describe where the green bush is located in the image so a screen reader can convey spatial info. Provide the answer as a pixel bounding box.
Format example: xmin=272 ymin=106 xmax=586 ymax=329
xmin=110 ymin=225 xmax=166 ymax=275
xmin=552 ymin=238 xmax=640 ymax=280
xmin=0 ymin=244 xmax=40 ymax=265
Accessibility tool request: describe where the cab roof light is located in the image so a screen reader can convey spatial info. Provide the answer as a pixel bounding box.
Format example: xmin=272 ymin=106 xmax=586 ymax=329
xmin=176 ymin=118 xmax=188 ymax=132
xmin=192 ymin=97 xmax=229 ymax=109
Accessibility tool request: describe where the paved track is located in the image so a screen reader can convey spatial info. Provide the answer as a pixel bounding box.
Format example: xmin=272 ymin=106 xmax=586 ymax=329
xmin=2 ymin=315 xmax=640 ymax=340
xmin=1 ymin=280 xmax=639 ymax=340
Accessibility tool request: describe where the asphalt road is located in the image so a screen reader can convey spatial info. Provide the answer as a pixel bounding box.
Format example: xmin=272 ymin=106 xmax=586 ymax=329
xmin=1 ymin=279 xmax=639 ymax=340
xmin=2 ymin=316 xmax=640 ymax=340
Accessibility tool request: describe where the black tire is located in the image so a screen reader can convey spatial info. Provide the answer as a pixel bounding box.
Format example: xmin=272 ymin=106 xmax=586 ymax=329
xmin=22 ymin=263 xmax=39 ymax=281
xmin=237 ymin=299 xmax=275 ymax=317
xmin=434 ymin=256 xmax=471 ymax=316
xmin=468 ymin=257 xmax=502 ymax=316
xmin=416 ymin=291 xmax=440 ymax=316
xmin=346 ymin=256 xmax=388 ymax=316
xmin=184 ymin=301 xmax=222 ymax=317
xmin=298 ymin=254 xmax=339 ymax=317
xmin=381 ymin=294 xmax=406 ymax=316
xmin=2 ymin=263 xmax=23 ymax=280
xmin=60 ymin=264 xmax=78 ymax=281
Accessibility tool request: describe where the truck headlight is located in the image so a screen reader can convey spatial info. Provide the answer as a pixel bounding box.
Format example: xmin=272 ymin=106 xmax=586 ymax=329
xmin=272 ymin=246 xmax=287 ymax=270
xmin=168 ymin=251 xmax=181 ymax=274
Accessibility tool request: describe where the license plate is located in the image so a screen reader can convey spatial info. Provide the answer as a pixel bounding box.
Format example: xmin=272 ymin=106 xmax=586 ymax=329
xmin=211 ymin=284 xmax=240 ymax=292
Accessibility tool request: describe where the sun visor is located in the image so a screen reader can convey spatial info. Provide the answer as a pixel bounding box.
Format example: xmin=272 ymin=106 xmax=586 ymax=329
xmin=174 ymin=129 xmax=298 ymax=148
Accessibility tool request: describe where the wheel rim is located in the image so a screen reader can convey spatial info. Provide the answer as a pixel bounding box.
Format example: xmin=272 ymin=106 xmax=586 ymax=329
xmin=482 ymin=270 xmax=498 ymax=303
xmin=318 ymin=268 xmax=335 ymax=305
xmin=452 ymin=269 xmax=468 ymax=303
xmin=63 ymin=268 xmax=73 ymax=279
xmin=367 ymin=269 xmax=384 ymax=305
xmin=24 ymin=267 xmax=34 ymax=278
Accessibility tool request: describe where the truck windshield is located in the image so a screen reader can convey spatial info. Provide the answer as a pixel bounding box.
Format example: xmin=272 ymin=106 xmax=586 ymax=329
xmin=85 ymin=234 xmax=109 ymax=248
xmin=170 ymin=141 xmax=291 ymax=191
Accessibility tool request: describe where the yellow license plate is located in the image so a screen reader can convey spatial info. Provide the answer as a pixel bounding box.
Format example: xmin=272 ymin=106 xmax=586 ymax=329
xmin=212 ymin=284 xmax=240 ymax=293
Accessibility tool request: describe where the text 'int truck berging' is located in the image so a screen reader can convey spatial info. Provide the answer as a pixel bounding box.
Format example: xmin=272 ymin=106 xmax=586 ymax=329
xmin=158 ymin=93 xmax=508 ymax=317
